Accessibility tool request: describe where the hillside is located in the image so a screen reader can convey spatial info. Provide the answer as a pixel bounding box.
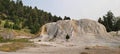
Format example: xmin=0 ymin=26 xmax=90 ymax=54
xmin=0 ymin=19 xmax=119 ymax=54
xmin=0 ymin=0 xmax=64 ymax=34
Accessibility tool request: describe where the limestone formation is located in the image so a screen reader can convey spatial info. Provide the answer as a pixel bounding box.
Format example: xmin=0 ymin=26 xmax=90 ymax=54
xmin=39 ymin=19 xmax=116 ymax=43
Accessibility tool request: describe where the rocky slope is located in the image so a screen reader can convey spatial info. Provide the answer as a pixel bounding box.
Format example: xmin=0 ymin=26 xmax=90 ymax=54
xmin=39 ymin=19 xmax=118 ymax=43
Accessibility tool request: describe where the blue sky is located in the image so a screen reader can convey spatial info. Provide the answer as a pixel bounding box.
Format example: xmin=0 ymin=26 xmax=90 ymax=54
xmin=21 ymin=0 xmax=120 ymax=20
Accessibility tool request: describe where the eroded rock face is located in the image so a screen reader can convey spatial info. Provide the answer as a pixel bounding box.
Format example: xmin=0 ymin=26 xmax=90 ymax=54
xmin=39 ymin=19 xmax=113 ymax=43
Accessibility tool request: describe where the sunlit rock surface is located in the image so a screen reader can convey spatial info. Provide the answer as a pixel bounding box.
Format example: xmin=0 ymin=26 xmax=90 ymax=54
xmin=39 ymin=19 xmax=117 ymax=43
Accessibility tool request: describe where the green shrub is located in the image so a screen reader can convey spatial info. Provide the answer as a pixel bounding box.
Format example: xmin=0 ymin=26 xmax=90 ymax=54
xmin=0 ymin=36 xmax=11 ymax=43
xmin=0 ymin=36 xmax=4 ymax=42
xmin=66 ymin=34 xmax=70 ymax=41
xmin=66 ymin=34 xmax=70 ymax=39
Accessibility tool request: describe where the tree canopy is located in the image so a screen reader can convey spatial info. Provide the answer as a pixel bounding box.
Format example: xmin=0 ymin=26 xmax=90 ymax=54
xmin=98 ymin=11 xmax=120 ymax=32
xmin=0 ymin=0 xmax=72 ymax=34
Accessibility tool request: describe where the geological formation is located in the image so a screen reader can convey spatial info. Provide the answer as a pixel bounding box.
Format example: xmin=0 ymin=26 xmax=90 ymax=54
xmin=39 ymin=19 xmax=115 ymax=43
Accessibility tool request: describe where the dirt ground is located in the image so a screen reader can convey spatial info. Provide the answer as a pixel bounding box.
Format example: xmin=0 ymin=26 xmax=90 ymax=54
xmin=0 ymin=42 xmax=120 ymax=54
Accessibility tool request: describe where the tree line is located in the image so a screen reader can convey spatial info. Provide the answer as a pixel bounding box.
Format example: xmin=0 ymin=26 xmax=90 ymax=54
xmin=0 ymin=0 xmax=71 ymax=34
xmin=98 ymin=11 xmax=120 ymax=32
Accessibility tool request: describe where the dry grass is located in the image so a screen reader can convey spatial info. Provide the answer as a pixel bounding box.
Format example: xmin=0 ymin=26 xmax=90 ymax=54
xmin=85 ymin=47 xmax=90 ymax=50
xmin=81 ymin=52 xmax=89 ymax=54
xmin=12 ymin=29 xmax=35 ymax=38
xmin=92 ymin=45 xmax=109 ymax=50
xmin=40 ymin=25 xmax=47 ymax=35
xmin=0 ymin=42 xmax=34 ymax=52
xmin=39 ymin=44 xmax=52 ymax=46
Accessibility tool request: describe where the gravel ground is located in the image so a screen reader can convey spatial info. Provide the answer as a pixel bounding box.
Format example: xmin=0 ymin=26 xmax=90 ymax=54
xmin=0 ymin=42 xmax=120 ymax=54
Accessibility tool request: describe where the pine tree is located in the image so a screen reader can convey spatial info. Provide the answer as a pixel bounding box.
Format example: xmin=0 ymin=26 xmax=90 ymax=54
xmin=98 ymin=17 xmax=103 ymax=24
xmin=98 ymin=11 xmax=115 ymax=32
xmin=64 ymin=16 xmax=71 ymax=20
xmin=114 ymin=19 xmax=120 ymax=31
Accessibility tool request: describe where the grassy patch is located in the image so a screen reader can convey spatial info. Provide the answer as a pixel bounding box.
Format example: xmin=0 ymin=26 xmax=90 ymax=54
xmin=0 ymin=42 xmax=34 ymax=52
xmin=0 ymin=36 xmax=32 ymax=43
xmin=0 ymin=37 xmax=34 ymax=52
xmin=13 ymin=29 xmax=34 ymax=38
xmin=10 ymin=38 xmax=32 ymax=43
